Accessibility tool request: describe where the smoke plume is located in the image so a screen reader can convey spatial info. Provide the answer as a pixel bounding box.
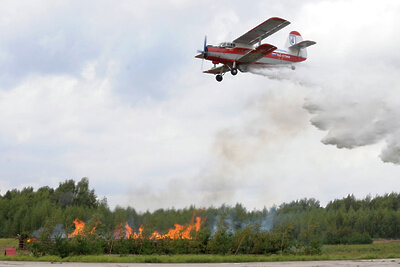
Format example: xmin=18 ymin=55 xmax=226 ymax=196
xmin=197 ymin=80 xmax=309 ymax=204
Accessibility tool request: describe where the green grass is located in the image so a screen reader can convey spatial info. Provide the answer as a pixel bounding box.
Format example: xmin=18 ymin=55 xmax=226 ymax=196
xmin=322 ymin=242 xmax=400 ymax=259
xmin=0 ymin=238 xmax=18 ymax=255
xmin=1 ymin=240 xmax=400 ymax=263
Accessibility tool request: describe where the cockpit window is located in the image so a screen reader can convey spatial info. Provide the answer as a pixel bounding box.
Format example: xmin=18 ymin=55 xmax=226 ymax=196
xmin=219 ymin=42 xmax=235 ymax=48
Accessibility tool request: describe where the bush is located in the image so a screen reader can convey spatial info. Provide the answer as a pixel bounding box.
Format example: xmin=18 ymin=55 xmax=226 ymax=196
xmin=231 ymin=226 xmax=255 ymax=254
xmin=53 ymin=236 xmax=70 ymax=258
xmin=348 ymin=232 xmax=373 ymax=244
xmin=252 ymin=231 xmax=281 ymax=254
xmin=325 ymin=231 xmax=373 ymax=245
xmin=68 ymin=235 xmax=105 ymax=255
xmin=303 ymin=240 xmax=322 ymax=255
xmin=206 ymin=227 xmax=233 ymax=254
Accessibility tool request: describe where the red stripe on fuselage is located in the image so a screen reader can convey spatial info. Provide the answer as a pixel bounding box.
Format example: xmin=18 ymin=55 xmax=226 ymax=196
xmin=205 ymin=47 xmax=306 ymax=64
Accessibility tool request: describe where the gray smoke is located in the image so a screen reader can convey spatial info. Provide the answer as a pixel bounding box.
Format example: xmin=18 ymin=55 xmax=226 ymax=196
xmin=260 ymin=210 xmax=275 ymax=231
xmin=209 ymin=207 xmax=276 ymax=235
xmin=32 ymin=227 xmax=44 ymax=239
xmin=198 ymin=81 xmax=309 ymax=204
xmin=32 ymin=224 xmax=66 ymax=239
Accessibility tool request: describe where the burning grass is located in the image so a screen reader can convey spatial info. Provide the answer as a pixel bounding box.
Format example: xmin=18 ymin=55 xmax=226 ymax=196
xmin=25 ymin=216 xmax=210 ymax=257
xmin=112 ymin=216 xmax=203 ymax=240
xmin=63 ymin=216 xmax=204 ymax=240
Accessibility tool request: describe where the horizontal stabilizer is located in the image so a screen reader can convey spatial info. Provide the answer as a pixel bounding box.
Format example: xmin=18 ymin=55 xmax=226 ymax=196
xmin=289 ymin=40 xmax=316 ymax=50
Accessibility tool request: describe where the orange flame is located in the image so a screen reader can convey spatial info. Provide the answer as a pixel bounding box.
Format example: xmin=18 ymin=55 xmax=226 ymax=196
xmin=149 ymin=231 xmax=162 ymax=240
xmin=125 ymin=222 xmax=133 ymax=238
xmin=90 ymin=222 xmax=99 ymax=235
xmin=153 ymin=216 xmax=202 ymax=240
xmin=27 ymin=238 xmax=38 ymax=243
xmin=133 ymin=225 xmax=144 ymax=239
xmin=113 ymin=216 xmax=204 ymax=240
xmin=143 ymin=216 xmax=203 ymax=240
xmin=114 ymin=222 xmax=136 ymax=239
xmin=68 ymin=218 xmax=97 ymax=238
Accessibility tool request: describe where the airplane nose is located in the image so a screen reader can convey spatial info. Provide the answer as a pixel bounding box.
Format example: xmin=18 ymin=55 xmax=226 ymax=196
xmin=195 ymin=53 xmax=204 ymax=59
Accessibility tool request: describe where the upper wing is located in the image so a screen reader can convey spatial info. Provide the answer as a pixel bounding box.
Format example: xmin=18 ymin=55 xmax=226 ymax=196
xmin=203 ymin=65 xmax=230 ymax=75
xmin=237 ymin=43 xmax=277 ymax=64
xmin=233 ymin=17 xmax=290 ymax=46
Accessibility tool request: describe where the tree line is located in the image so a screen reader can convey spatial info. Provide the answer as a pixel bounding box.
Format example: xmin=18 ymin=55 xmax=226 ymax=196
xmin=2 ymin=178 xmax=400 ymax=250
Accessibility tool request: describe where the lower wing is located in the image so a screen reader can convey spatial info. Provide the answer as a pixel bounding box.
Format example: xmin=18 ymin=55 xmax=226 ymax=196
xmin=237 ymin=43 xmax=277 ymax=64
xmin=203 ymin=44 xmax=277 ymax=74
xmin=203 ymin=65 xmax=230 ymax=75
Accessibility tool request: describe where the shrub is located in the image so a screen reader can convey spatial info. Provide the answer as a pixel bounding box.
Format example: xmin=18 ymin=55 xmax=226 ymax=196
xmin=325 ymin=231 xmax=372 ymax=245
xmin=303 ymin=240 xmax=322 ymax=255
xmin=206 ymin=227 xmax=233 ymax=254
xmin=348 ymin=232 xmax=373 ymax=244
xmin=53 ymin=236 xmax=70 ymax=258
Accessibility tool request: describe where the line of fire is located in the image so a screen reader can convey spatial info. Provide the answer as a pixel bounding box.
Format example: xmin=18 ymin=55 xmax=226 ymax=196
xmin=25 ymin=216 xmax=204 ymax=245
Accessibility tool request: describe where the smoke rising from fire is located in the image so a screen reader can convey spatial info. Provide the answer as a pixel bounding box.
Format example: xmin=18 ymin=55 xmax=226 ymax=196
xmin=197 ymin=80 xmax=310 ymax=205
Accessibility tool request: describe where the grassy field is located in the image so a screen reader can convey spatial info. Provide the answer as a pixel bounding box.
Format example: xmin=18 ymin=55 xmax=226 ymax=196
xmin=0 ymin=238 xmax=18 ymax=254
xmin=0 ymin=239 xmax=400 ymax=263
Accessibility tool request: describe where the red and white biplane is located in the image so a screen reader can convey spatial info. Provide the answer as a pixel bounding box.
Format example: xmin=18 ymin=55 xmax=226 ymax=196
xmin=195 ymin=17 xmax=316 ymax=82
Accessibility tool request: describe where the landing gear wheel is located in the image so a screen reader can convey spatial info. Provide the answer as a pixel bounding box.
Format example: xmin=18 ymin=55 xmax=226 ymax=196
xmin=231 ymin=68 xmax=238 ymax=76
xmin=291 ymin=65 xmax=296 ymax=70
xmin=216 ymin=74 xmax=223 ymax=82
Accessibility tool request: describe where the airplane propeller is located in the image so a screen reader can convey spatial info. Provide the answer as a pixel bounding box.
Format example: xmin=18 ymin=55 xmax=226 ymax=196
xmin=197 ymin=36 xmax=208 ymax=69
xmin=197 ymin=35 xmax=208 ymax=57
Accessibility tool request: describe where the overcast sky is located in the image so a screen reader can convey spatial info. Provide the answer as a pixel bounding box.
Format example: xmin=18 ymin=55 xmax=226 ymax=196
xmin=0 ymin=0 xmax=399 ymax=211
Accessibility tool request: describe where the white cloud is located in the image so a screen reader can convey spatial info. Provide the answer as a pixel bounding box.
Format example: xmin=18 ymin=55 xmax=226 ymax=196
xmin=0 ymin=0 xmax=400 ymax=211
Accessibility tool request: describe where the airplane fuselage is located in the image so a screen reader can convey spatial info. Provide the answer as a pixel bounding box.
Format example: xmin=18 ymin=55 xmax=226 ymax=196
xmin=205 ymin=46 xmax=306 ymax=71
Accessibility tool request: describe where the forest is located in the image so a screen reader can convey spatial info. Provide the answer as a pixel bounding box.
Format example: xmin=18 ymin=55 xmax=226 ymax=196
xmin=1 ymin=178 xmax=400 ymax=256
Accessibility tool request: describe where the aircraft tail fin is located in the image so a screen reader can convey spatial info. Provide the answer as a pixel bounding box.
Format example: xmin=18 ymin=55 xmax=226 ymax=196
xmin=285 ymin=31 xmax=315 ymax=58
